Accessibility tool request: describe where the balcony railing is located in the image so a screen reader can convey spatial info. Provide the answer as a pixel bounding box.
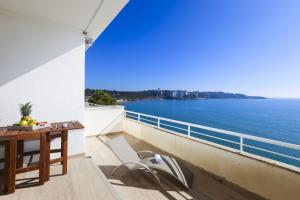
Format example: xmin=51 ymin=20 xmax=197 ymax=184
xmin=124 ymin=110 xmax=300 ymax=170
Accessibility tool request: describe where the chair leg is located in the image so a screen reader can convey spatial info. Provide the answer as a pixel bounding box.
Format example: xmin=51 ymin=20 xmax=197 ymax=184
xmin=110 ymin=165 xmax=122 ymax=176
xmin=45 ymin=132 xmax=51 ymax=181
xmin=147 ymin=170 xmax=161 ymax=185
xmin=28 ymin=153 xmax=34 ymax=166
xmin=110 ymin=163 xmax=161 ymax=186
xmin=16 ymin=140 xmax=24 ymax=169
xmin=61 ymin=131 xmax=68 ymax=175
xmin=39 ymin=133 xmax=46 ymax=185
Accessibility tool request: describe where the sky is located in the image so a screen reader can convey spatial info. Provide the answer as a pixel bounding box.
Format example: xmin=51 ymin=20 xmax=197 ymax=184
xmin=86 ymin=0 xmax=300 ymax=98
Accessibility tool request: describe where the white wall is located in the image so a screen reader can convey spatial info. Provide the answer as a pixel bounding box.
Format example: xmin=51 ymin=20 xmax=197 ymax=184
xmin=123 ymin=119 xmax=300 ymax=200
xmin=84 ymin=106 xmax=124 ymax=136
xmin=0 ymin=12 xmax=85 ymax=155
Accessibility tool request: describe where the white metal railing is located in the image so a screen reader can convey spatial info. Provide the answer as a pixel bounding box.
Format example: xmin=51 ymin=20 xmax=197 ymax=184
xmin=124 ymin=110 xmax=300 ymax=169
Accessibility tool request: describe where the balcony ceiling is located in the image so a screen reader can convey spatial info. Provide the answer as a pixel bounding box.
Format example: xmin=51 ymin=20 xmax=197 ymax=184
xmin=0 ymin=0 xmax=128 ymax=40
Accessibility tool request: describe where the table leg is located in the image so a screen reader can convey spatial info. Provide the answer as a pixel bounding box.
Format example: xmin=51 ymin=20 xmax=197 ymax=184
xmin=45 ymin=132 xmax=51 ymax=181
xmin=39 ymin=133 xmax=46 ymax=185
xmin=61 ymin=130 xmax=68 ymax=175
xmin=4 ymin=139 xmax=17 ymax=194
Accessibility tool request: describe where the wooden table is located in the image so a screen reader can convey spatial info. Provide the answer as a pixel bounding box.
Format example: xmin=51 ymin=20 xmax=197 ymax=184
xmin=0 ymin=121 xmax=84 ymax=194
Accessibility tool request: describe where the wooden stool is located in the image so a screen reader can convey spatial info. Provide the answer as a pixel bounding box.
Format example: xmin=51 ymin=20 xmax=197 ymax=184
xmin=21 ymin=130 xmax=68 ymax=182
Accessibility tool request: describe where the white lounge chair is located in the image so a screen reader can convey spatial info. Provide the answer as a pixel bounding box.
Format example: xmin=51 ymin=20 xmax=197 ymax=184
xmin=107 ymin=136 xmax=194 ymax=190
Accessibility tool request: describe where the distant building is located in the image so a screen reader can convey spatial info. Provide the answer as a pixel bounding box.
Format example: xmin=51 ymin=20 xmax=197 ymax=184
xmin=170 ymin=90 xmax=185 ymax=98
xmin=189 ymin=91 xmax=199 ymax=98
xmin=176 ymin=90 xmax=185 ymax=98
xmin=163 ymin=90 xmax=190 ymax=98
xmin=172 ymin=91 xmax=178 ymax=97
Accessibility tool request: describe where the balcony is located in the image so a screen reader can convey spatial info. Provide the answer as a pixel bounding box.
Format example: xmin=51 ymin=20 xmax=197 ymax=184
xmin=0 ymin=130 xmax=263 ymax=200
xmin=82 ymin=105 xmax=300 ymax=200
xmin=85 ymin=133 xmax=264 ymax=200
xmin=0 ymin=1 xmax=299 ymax=199
xmin=0 ymin=104 xmax=299 ymax=200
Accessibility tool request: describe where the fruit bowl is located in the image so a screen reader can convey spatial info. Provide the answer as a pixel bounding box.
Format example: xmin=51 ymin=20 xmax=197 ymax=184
xmin=8 ymin=102 xmax=51 ymax=131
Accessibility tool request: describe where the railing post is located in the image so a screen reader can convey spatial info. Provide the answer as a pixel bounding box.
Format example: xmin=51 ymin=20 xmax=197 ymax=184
xmin=240 ymin=137 xmax=243 ymax=153
xmin=137 ymin=114 xmax=140 ymax=122
xmin=188 ymin=125 xmax=191 ymax=137
xmin=158 ymin=117 xmax=160 ymax=128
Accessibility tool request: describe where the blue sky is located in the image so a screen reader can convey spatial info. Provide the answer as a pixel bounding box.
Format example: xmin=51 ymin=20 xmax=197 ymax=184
xmin=86 ymin=0 xmax=300 ymax=98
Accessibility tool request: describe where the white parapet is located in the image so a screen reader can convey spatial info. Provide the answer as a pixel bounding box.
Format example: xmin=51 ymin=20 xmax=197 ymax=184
xmin=84 ymin=105 xmax=124 ymax=136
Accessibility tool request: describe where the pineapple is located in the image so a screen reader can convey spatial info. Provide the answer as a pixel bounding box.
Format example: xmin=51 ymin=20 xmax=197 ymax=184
xmin=19 ymin=102 xmax=33 ymax=121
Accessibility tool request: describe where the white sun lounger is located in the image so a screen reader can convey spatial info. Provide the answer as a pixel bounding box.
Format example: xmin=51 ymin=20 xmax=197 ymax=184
xmin=106 ymin=136 xmax=193 ymax=190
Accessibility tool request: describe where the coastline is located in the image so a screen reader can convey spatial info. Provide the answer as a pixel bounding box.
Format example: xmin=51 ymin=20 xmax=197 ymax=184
xmin=120 ymin=96 xmax=266 ymax=104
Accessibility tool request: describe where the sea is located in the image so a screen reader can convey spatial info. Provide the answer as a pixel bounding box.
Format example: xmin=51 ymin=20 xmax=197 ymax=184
xmin=124 ymin=99 xmax=300 ymax=167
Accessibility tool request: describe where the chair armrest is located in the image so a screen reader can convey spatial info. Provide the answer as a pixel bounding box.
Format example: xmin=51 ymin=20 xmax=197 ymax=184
xmin=137 ymin=150 xmax=155 ymax=159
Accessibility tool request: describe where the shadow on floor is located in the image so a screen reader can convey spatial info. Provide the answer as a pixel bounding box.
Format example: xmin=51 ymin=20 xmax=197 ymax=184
xmin=0 ymin=164 xmax=64 ymax=195
xmin=99 ymin=165 xmax=207 ymax=200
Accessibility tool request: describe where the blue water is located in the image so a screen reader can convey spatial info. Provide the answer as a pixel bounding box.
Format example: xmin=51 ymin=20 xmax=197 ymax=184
xmin=124 ymin=99 xmax=300 ymax=167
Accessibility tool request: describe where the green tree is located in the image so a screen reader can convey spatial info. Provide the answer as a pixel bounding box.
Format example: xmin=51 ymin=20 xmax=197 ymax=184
xmin=88 ymin=90 xmax=116 ymax=105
